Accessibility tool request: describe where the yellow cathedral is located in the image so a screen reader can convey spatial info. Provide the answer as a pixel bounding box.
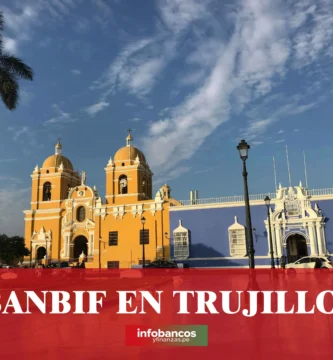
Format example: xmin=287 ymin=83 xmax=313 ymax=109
xmin=23 ymin=132 xmax=180 ymax=268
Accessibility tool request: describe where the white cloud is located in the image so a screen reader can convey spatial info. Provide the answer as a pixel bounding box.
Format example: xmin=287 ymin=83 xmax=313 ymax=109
xmin=0 ymin=1 xmax=81 ymax=52
xmin=91 ymin=38 xmax=153 ymax=92
xmin=294 ymin=128 xmax=300 ymax=132
xmin=241 ymin=119 xmax=275 ymax=141
xmin=277 ymin=129 xmax=284 ymax=134
xmin=90 ymin=0 xmax=213 ymax=101
xmin=158 ymin=0 xmax=211 ymax=34
xmin=275 ymin=139 xmax=285 ymax=143
xmin=85 ymin=101 xmax=109 ymax=116
xmin=88 ymin=0 xmax=333 ymax=182
xmin=95 ymin=0 xmax=113 ymax=16
xmin=8 ymin=126 xmax=38 ymax=148
xmin=71 ymin=69 xmax=81 ymax=75
xmin=128 ymin=58 xmax=166 ymax=96
xmin=126 ymin=102 xmax=136 ymax=107
xmin=12 ymin=126 xmax=29 ymax=141
xmin=0 ymin=5 xmax=39 ymax=52
xmin=178 ymin=69 xmax=206 ymax=87
xmin=138 ymin=0 xmax=333 ymax=181
xmin=129 ymin=117 xmax=141 ymax=122
xmin=91 ymin=37 xmax=171 ymax=98
xmin=3 ymin=37 xmax=18 ymax=53
xmin=292 ymin=1 xmax=333 ymax=68
xmin=45 ymin=104 xmax=77 ymax=126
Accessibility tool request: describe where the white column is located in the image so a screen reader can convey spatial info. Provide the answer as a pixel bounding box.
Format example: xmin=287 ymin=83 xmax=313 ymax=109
xmin=271 ymin=222 xmax=277 ymax=257
xmin=88 ymin=233 xmax=94 ymax=256
xmin=265 ymin=222 xmax=271 ymax=256
xmin=321 ymin=223 xmax=327 ymax=254
xmin=90 ymin=234 xmax=94 ymax=256
xmin=308 ymin=223 xmax=318 ymax=255
xmin=316 ymin=222 xmax=324 ymax=255
xmin=33 ymin=243 xmax=37 ymax=263
xmin=274 ymin=224 xmax=282 ymax=257
xmin=64 ymin=235 xmax=69 ymax=257
xmin=70 ymin=243 xmax=74 ymax=258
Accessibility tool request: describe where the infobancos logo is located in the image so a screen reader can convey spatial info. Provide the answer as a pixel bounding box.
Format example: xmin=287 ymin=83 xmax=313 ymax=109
xmin=137 ymin=328 xmax=196 ymax=343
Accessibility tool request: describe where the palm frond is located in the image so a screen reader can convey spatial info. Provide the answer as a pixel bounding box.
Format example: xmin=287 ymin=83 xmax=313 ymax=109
xmin=0 ymin=12 xmax=4 ymax=33
xmin=0 ymin=12 xmax=4 ymax=55
xmin=0 ymin=54 xmax=34 ymax=80
xmin=0 ymin=69 xmax=19 ymax=110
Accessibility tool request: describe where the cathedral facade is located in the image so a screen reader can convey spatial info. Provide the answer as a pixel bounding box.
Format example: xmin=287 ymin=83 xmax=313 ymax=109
xmin=24 ymin=132 xmax=179 ymax=268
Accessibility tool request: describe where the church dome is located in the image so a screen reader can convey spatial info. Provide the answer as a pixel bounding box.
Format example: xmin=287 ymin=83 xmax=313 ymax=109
xmin=114 ymin=131 xmax=146 ymax=163
xmin=42 ymin=141 xmax=74 ymax=170
xmin=114 ymin=146 xmax=146 ymax=163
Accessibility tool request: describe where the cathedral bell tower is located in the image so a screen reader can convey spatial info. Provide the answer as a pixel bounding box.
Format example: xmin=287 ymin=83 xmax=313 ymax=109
xmin=24 ymin=140 xmax=80 ymax=265
xmin=105 ymin=130 xmax=153 ymax=205
xmin=30 ymin=140 xmax=80 ymax=210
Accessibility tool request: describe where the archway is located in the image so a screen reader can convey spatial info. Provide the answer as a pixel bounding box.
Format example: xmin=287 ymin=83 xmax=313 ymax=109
xmin=36 ymin=247 xmax=46 ymax=260
xmin=73 ymin=236 xmax=88 ymax=259
xmin=286 ymin=233 xmax=308 ymax=263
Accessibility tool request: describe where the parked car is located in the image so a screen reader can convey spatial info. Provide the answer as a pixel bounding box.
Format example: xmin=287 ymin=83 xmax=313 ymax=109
xmin=144 ymin=259 xmax=178 ymax=268
xmin=285 ymin=256 xmax=332 ymax=274
xmin=46 ymin=261 xmax=72 ymax=269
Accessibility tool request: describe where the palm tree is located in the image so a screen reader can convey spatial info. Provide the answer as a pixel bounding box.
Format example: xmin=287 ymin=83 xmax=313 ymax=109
xmin=0 ymin=11 xmax=34 ymax=110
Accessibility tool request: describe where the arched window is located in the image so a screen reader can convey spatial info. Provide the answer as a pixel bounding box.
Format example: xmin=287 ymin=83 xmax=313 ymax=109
xmin=76 ymin=206 xmax=86 ymax=222
xmin=43 ymin=182 xmax=52 ymax=201
xmin=119 ymin=175 xmax=128 ymax=194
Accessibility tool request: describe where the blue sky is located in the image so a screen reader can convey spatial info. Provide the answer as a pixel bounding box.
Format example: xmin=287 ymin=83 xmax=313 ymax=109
xmin=1 ymin=0 xmax=333 ymax=236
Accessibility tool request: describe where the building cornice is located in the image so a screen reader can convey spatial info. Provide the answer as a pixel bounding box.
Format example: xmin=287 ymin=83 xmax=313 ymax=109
xmin=23 ymin=208 xmax=63 ymax=215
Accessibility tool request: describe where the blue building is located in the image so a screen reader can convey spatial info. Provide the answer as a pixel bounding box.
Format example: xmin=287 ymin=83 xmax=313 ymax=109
xmin=168 ymin=183 xmax=333 ymax=268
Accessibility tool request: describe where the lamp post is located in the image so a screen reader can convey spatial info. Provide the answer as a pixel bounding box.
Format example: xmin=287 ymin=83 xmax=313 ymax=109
xmin=30 ymin=242 xmax=32 ymax=268
xmin=264 ymin=196 xmax=275 ymax=268
xmin=237 ymin=140 xmax=255 ymax=268
xmin=45 ymin=238 xmax=48 ymax=266
xmin=99 ymin=238 xmax=102 ymax=271
xmin=141 ymin=217 xmax=146 ymax=268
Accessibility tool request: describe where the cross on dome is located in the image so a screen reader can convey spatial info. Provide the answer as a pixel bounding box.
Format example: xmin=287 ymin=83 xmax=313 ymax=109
xmin=55 ymin=138 xmax=62 ymax=154
xmin=126 ymin=128 xmax=133 ymax=146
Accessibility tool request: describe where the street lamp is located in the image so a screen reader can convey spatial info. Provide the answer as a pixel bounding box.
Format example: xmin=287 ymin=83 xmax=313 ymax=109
xmin=141 ymin=217 xmax=146 ymax=268
xmin=99 ymin=238 xmax=102 ymax=271
xmin=237 ymin=139 xmax=255 ymax=268
xmin=45 ymin=238 xmax=48 ymax=266
xmin=264 ymin=196 xmax=275 ymax=268
xmin=30 ymin=242 xmax=32 ymax=268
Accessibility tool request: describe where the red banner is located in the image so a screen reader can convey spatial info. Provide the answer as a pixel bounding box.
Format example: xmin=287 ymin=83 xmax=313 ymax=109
xmin=0 ymin=268 xmax=333 ymax=359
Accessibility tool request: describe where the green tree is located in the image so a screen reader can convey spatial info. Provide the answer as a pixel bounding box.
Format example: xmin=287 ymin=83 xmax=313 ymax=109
xmin=0 ymin=234 xmax=30 ymax=265
xmin=0 ymin=11 xmax=34 ymax=110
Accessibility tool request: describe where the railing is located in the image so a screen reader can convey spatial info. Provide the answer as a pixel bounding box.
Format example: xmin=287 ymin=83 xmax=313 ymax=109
xmin=175 ymin=188 xmax=333 ymax=207
xmin=177 ymin=192 xmax=277 ymax=206
xmin=308 ymin=188 xmax=333 ymax=196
